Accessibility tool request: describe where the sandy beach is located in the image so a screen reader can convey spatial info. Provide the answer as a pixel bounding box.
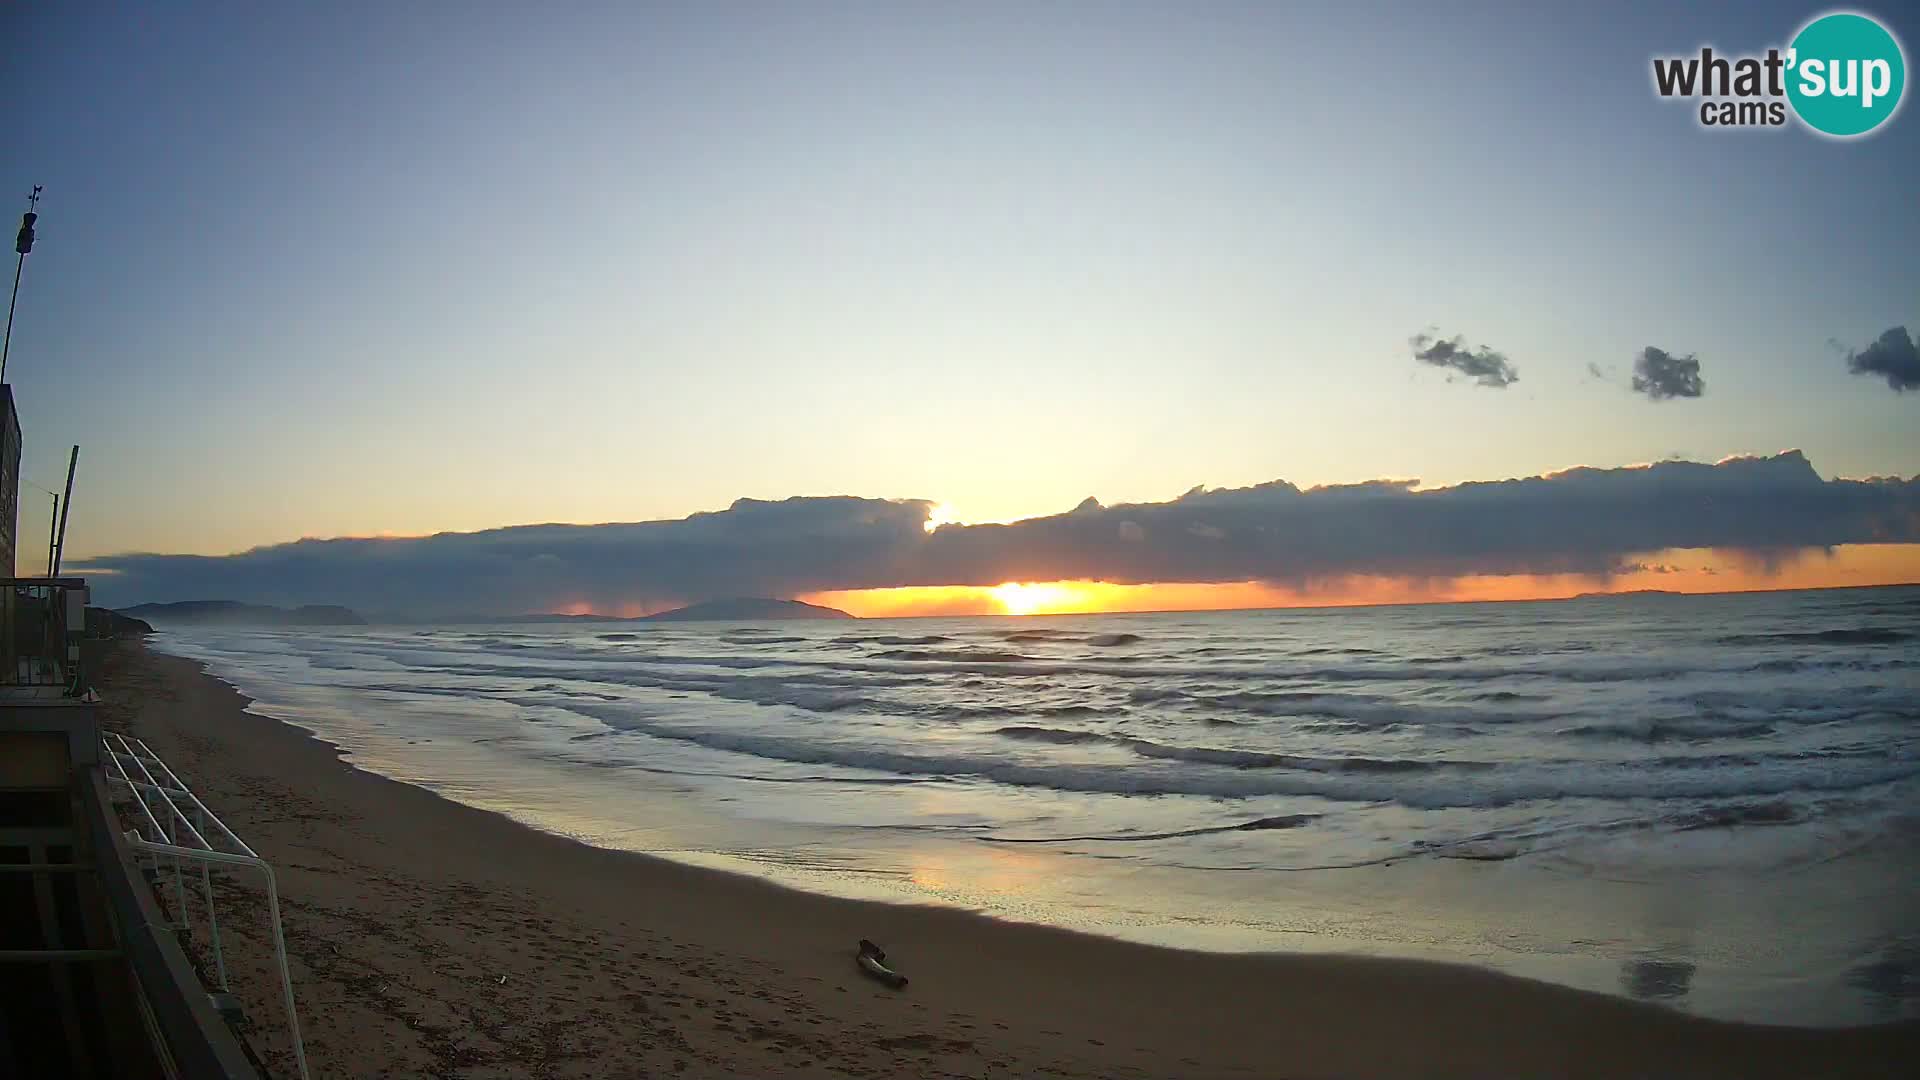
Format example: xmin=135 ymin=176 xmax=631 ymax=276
xmin=95 ymin=638 xmax=1918 ymax=1079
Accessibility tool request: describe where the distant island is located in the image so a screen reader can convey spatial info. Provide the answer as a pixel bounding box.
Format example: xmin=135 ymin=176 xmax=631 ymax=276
xmin=640 ymin=597 xmax=853 ymax=622
xmin=121 ymin=601 xmax=368 ymax=627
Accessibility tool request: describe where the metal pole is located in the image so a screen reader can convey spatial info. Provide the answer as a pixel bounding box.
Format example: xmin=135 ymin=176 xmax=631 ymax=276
xmin=52 ymin=445 xmax=76 ymax=575
xmin=2 ymin=186 xmax=41 ymax=387
xmin=0 ymin=250 xmax=23 ymax=385
xmin=193 ymin=801 xmax=228 ymax=991
xmin=46 ymin=493 xmax=57 ymax=580
xmin=261 ymin=864 xmax=310 ymax=1080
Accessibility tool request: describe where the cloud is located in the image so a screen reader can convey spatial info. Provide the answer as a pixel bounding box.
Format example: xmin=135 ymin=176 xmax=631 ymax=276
xmin=1586 ymin=362 xmax=1607 ymax=380
xmin=1409 ymin=332 xmax=1519 ymax=388
xmin=1631 ymin=346 xmax=1704 ymax=400
xmin=78 ymin=452 xmax=1920 ymax=615
xmin=1843 ymin=326 xmax=1920 ymax=392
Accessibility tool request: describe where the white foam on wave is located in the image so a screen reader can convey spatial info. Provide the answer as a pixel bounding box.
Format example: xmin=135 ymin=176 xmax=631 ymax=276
xmin=550 ymin=698 xmax=1920 ymax=808
xmin=150 ymin=589 xmax=1920 ymax=860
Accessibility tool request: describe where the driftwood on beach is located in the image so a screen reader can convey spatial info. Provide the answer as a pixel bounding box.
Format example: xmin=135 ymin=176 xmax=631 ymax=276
xmin=856 ymin=939 xmax=907 ymax=989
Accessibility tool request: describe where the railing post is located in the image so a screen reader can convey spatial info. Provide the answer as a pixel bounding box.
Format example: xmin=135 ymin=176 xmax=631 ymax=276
xmin=104 ymin=735 xmax=310 ymax=1080
xmin=194 ymin=800 xmax=228 ymax=992
xmin=259 ymin=863 xmax=308 ymax=1080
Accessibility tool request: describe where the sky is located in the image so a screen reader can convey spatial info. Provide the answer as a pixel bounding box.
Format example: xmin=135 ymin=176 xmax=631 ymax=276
xmin=4 ymin=2 xmax=1918 ymax=614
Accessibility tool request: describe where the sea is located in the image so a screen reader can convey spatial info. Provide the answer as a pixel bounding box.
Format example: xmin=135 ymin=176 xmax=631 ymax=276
xmin=148 ymin=585 xmax=1920 ymax=1027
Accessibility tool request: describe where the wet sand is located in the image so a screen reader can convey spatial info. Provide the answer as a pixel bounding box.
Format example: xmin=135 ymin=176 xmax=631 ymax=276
xmin=97 ymin=638 xmax=1917 ymax=1078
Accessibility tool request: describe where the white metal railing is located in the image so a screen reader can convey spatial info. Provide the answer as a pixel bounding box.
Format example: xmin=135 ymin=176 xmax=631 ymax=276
xmin=102 ymin=732 xmax=310 ymax=1080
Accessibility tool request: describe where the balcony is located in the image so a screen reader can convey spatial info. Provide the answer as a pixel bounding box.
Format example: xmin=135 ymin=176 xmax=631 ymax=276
xmin=2 ymin=577 xmax=88 ymax=701
xmin=1 ymin=572 xmax=267 ymax=1078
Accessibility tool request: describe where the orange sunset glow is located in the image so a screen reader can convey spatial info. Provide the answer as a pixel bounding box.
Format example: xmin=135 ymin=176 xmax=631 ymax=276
xmin=799 ymin=544 xmax=1920 ymax=618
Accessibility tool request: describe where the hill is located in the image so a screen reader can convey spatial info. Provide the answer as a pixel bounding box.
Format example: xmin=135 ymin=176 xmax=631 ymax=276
xmin=640 ymin=597 xmax=853 ymax=622
xmin=121 ymin=601 xmax=368 ymax=627
xmin=86 ymin=607 xmax=155 ymax=637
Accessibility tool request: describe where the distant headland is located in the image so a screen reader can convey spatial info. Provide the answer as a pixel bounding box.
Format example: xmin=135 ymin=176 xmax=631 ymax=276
xmin=638 ymin=597 xmax=853 ymax=622
xmin=120 ymin=601 xmax=368 ymax=627
xmin=115 ymin=596 xmax=853 ymax=626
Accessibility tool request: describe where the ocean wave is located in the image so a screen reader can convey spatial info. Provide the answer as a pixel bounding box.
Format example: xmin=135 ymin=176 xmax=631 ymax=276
xmin=390 ymin=660 xmax=922 ymax=717
xmin=936 ymin=703 xmax=1115 ymax=721
xmin=371 ymin=639 xmax=1737 ymax=687
xmin=984 ymin=814 xmax=1319 ymax=844
xmin=1126 ymin=687 xmax=1558 ymax=729
xmin=991 ymin=725 xmax=1471 ymax=773
xmin=1559 ymin=719 xmax=1778 ymax=743
xmin=1129 ymin=688 xmax=1361 ymax=712
xmin=1298 ymin=646 xmax=1383 ymax=656
xmin=1721 ymin=627 xmax=1911 ymax=646
xmin=1410 ymin=796 xmax=1832 ymax=860
xmin=996 ymin=629 xmax=1080 ymax=642
xmin=992 ymin=725 xmax=1110 ymax=745
xmin=1742 ymin=657 xmax=1916 ymax=674
xmin=1466 ymin=690 xmax=1549 ymax=703
xmin=567 ymin=704 xmax=1920 ymax=805
xmin=152 ymin=599 xmax=1920 ymax=867
xmin=872 ymin=649 xmax=1037 ymax=663
xmin=1672 ymin=799 xmax=1805 ymax=830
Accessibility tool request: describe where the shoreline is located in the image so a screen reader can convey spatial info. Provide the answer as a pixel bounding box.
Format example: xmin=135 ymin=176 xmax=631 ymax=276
xmin=98 ymin=638 xmax=1917 ymax=1078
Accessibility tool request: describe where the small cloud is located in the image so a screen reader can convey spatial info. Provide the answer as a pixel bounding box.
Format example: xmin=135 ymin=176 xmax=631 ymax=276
xmin=1410 ymin=331 xmax=1519 ymax=388
xmin=1586 ymin=362 xmax=1607 ymax=380
xmin=1842 ymin=326 xmax=1919 ymax=392
xmin=1631 ymin=347 xmax=1704 ymax=400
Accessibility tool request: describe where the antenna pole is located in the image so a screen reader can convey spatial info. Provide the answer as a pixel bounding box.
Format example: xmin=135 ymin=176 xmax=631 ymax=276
xmin=52 ymin=444 xmax=76 ymax=577
xmin=46 ymin=493 xmax=57 ymax=580
xmin=1 ymin=252 xmax=22 ymax=384
xmin=1 ymin=186 xmax=42 ymax=386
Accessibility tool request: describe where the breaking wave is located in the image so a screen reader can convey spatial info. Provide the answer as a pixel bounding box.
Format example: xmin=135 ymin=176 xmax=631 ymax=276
xmin=1721 ymin=627 xmax=1911 ymax=646
xmin=152 ymin=584 xmax=1920 ymax=875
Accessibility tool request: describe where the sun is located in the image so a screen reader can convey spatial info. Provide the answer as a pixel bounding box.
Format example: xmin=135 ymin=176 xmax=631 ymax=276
xmin=990 ymin=581 xmax=1080 ymax=615
xmin=923 ymin=503 xmax=961 ymax=533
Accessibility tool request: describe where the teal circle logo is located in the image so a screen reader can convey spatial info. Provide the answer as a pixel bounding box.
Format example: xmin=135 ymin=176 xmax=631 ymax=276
xmin=1787 ymin=12 xmax=1906 ymax=137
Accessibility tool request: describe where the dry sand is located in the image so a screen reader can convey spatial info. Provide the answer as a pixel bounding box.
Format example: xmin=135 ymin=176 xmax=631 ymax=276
xmin=97 ymin=639 xmax=1917 ymax=1078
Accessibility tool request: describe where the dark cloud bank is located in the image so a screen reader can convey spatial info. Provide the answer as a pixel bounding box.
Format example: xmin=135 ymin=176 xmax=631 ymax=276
xmin=81 ymin=452 xmax=1920 ymax=615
